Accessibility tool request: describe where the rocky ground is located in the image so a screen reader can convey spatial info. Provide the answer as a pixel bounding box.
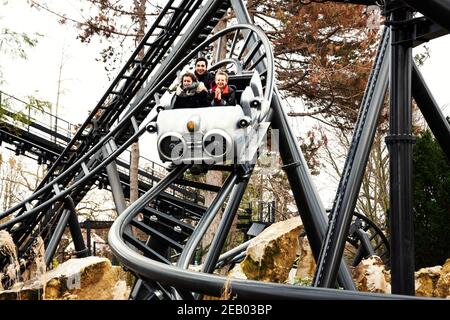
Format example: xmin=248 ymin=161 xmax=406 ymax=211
xmin=1 ymin=219 xmax=449 ymax=299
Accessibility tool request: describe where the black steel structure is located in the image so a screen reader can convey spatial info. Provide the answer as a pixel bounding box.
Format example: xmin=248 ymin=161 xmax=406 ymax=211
xmin=1 ymin=0 xmax=449 ymax=299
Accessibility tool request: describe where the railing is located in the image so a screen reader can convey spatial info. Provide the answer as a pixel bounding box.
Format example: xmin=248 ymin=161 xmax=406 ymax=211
xmin=243 ymin=200 xmax=293 ymax=224
xmin=117 ymin=149 xmax=168 ymax=181
xmin=0 ymin=90 xmax=167 ymax=170
xmin=0 ymin=90 xmax=201 ymax=202
xmin=0 ymin=90 xmax=75 ymax=147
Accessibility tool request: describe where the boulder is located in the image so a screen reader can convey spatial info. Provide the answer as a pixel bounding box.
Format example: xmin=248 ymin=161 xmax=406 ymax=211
xmin=295 ymin=236 xmax=316 ymax=280
xmin=434 ymin=258 xmax=450 ymax=298
xmin=0 ymin=231 xmax=20 ymax=290
xmin=240 ymin=217 xmax=302 ymax=283
xmin=44 ymin=256 xmax=131 ymax=300
xmin=228 ymin=263 xmax=247 ymax=280
xmin=0 ymin=280 xmax=44 ymax=300
xmin=352 ymin=255 xmax=391 ymax=293
xmin=21 ymin=237 xmax=45 ymax=283
xmin=415 ymin=266 xmax=442 ymax=297
xmin=0 ymin=256 xmax=132 ymax=300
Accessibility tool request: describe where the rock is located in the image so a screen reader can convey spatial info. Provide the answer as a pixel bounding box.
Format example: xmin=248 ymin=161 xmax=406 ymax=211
xmin=112 ymin=279 xmax=130 ymax=300
xmin=434 ymin=259 xmax=450 ymax=298
xmin=0 ymin=256 xmax=132 ymax=300
xmin=188 ymin=264 xmax=202 ymax=273
xmin=0 ymin=280 xmax=44 ymax=300
xmin=228 ymin=264 xmax=247 ymax=280
xmin=1 ymin=234 xmax=46 ymax=291
xmin=0 ymin=230 xmax=20 ymax=290
xmin=201 ymin=264 xmax=247 ymax=300
xmin=415 ymin=266 xmax=442 ymax=297
xmin=21 ymin=237 xmax=45 ymax=283
xmin=240 ymin=217 xmax=302 ymax=283
xmin=352 ymin=255 xmax=391 ymax=294
xmin=44 ymin=256 xmax=130 ymax=300
xmin=295 ymin=236 xmax=316 ymax=280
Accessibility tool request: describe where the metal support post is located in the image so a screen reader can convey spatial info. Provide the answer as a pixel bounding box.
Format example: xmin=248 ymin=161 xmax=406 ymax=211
xmin=44 ymin=208 xmax=72 ymax=266
xmin=386 ymin=2 xmax=415 ymax=295
xmin=312 ymin=28 xmax=390 ymax=288
xmin=355 ymin=229 xmax=376 ymax=256
xmin=44 ymin=196 xmax=87 ymax=265
xmin=231 ymin=0 xmax=355 ymax=290
xmin=201 ymin=178 xmax=249 ymax=274
xmin=102 ymin=140 xmax=127 ymax=214
xmin=270 ymin=91 xmax=356 ymax=290
xmin=66 ymin=196 xmax=88 ymax=258
xmin=100 ymin=141 xmax=129 ymax=263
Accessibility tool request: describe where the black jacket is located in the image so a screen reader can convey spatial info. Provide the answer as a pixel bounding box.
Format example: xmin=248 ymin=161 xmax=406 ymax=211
xmin=173 ymin=82 xmax=209 ymax=109
xmin=210 ymin=85 xmax=236 ymax=106
xmin=195 ymin=71 xmax=215 ymax=90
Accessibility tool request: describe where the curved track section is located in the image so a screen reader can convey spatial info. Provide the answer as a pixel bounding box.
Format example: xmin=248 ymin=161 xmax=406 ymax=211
xmin=108 ymin=24 xmax=410 ymax=300
xmin=108 ymin=186 xmax=415 ymax=300
xmin=1 ymin=1 xmax=416 ymax=300
xmin=0 ymin=23 xmax=274 ymax=274
xmin=0 ymin=0 xmax=230 ymax=265
xmin=108 ymin=23 xmax=279 ymax=300
xmin=346 ymin=212 xmax=390 ymax=267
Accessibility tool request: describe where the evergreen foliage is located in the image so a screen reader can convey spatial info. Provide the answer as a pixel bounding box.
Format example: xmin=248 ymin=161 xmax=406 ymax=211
xmin=413 ymin=130 xmax=450 ymax=268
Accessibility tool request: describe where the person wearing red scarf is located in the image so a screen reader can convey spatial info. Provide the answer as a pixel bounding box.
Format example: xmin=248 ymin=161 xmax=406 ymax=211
xmin=210 ymin=70 xmax=236 ymax=106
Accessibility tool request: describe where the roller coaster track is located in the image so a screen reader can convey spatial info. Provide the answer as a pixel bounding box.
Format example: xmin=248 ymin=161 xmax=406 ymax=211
xmin=0 ymin=0 xmax=229 ymax=264
xmin=2 ymin=0 xmax=448 ymax=299
xmin=0 ymin=90 xmax=203 ymax=204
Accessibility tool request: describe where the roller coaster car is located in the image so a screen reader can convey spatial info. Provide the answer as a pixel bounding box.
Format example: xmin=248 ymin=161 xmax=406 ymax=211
xmin=148 ymin=71 xmax=270 ymax=165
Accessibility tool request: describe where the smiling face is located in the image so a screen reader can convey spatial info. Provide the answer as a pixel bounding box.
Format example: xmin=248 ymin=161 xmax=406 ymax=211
xmin=215 ymin=74 xmax=227 ymax=89
xmin=182 ymin=75 xmax=193 ymax=88
xmin=195 ymin=61 xmax=207 ymax=76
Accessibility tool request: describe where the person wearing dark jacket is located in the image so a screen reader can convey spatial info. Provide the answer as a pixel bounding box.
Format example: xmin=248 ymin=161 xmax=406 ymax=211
xmin=210 ymin=70 xmax=236 ymax=106
xmin=173 ymin=72 xmax=208 ymax=109
xmin=194 ymin=57 xmax=215 ymax=90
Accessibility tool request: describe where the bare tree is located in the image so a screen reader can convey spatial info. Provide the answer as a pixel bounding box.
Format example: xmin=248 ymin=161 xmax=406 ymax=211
xmin=129 ymin=0 xmax=146 ymax=205
xmin=0 ymin=15 xmax=40 ymax=83
xmin=27 ymin=0 xmax=160 ymax=73
xmin=27 ymin=0 xmax=159 ymax=206
xmin=248 ymin=1 xmax=380 ymax=130
xmin=321 ymin=126 xmax=389 ymax=229
xmin=0 ymin=154 xmax=45 ymax=229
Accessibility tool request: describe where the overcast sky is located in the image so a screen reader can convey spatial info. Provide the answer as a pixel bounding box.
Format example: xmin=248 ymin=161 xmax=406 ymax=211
xmin=2 ymin=1 xmax=449 ymax=119
xmin=2 ymin=0 xmax=450 ymax=207
xmin=1 ymin=1 xmax=110 ymax=124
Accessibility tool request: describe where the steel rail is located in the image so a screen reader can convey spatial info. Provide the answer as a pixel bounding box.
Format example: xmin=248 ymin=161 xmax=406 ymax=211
xmin=0 ymin=24 xmax=274 ymax=225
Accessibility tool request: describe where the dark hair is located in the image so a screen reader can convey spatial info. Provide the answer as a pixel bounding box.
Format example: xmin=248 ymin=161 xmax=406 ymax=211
xmin=181 ymin=72 xmax=197 ymax=82
xmin=195 ymin=57 xmax=208 ymax=68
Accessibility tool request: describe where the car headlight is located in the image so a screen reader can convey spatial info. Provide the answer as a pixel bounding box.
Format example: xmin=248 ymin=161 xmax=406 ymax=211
xmin=203 ymin=129 xmax=232 ymax=158
xmin=158 ymin=132 xmax=186 ymax=161
xmin=186 ymin=115 xmax=200 ymax=132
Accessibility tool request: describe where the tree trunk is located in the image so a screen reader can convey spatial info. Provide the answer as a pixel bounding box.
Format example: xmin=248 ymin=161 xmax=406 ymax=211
xmin=129 ymin=142 xmax=140 ymax=203
xmin=200 ymin=15 xmax=229 ymax=258
xmin=129 ymin=0 xmax=146 ymax=205
xmin=200 ymin=170 xmax=224 ymax=255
